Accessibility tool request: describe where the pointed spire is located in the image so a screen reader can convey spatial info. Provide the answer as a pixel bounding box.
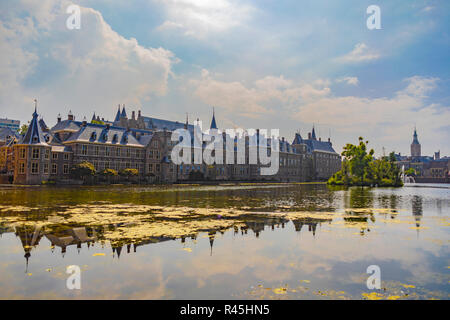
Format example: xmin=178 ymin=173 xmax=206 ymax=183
xmin=114 ymin=105 xmax=121 ymax=122
xmin=210 ymin=107 xmax=218 ymax=130
xmin=311 ymin=125 xmax=316 ymax=140
xmin=121 ymin=104 xmax=127 ymax=118
xmin=412 ymin=126 xmax=419 ymax=144
xmin=92 ymin=112 xmax=96 ymax=121
xmin=22 ymin=103 xmax=47 ymax=145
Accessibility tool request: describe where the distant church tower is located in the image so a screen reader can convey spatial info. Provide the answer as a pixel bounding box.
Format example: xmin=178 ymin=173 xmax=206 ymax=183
xmin=411 ymin=127 xmax=421 ymax=158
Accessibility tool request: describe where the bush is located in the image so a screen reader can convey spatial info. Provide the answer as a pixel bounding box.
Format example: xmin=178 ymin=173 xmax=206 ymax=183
xmin=71 ymin=161 xmax=95 ymax=178
xmin=101 ymin=168 xmax=118 ymax=176
xmin=119 ymin=168 xmax=139 ymax=176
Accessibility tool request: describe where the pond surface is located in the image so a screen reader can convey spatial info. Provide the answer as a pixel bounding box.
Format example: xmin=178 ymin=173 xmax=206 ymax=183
xmin=0 ymin=183 xmax=448 ymax=300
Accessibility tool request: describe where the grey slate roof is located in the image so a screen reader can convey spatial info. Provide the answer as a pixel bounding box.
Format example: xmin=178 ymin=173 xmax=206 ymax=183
xmin=64 ymin=123 xmax=144 ymax=147
xmin=20 ymin=109 xmax=48 ymax=146
xmin=51 ymin=120 xmax=81 ymax=132
xmin=142 ymin=116 xmax=194 ymax=132
xmin=304 ymin=139 xmax=337 ymax=154
xmin=0 ymin=127 xmax=19 ymax=142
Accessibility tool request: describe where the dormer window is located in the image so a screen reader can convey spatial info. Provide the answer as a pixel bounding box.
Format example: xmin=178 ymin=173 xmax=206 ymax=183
xmin=123 ymin=135 xmax=128 ymax=144
xmin=112 ymin=134 xmax=118 ymax=143
xmin=33 ymin=136 xmax=38 ymax=143
xmin=103 ymin=133 xmax=108 ymax=141
xmin=91 ymin=132 xmax=97 ymax=140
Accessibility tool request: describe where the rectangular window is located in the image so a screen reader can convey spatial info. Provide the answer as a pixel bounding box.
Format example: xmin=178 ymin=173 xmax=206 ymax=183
xmin=43 ymin=163 xmax=49 ymax=174
xmin=149 ymin=164 xmax=153 ymax=172
xmin=64 ymin=153 xmax=69 ymax=160
xmin=149 ymin=150 xmax=153 ymax=159
xmin=63 ymin=164 xmax=69 ymax=174
xmin=156 ymin=164 xmax=161 ymax=172
xmin=116 ymin=148 xmax=121 ymax=157
xmin=31 ymin=162 xmax=39 ymax=174
xmin=32 ymin=148 xmax=40 ymax=159
xmin=52 ymin=153 xmax=58 ymax=160
xmin=52 ymin=163 xmax=57 ymax=174
xmin=81 ymin=145 xmax=87 ymax=155
xmin=44 ymin=149 xmax=49 ymax=159
xmin=95 ymin=146 xmax=99 ymax=156
xmin=19 ymin=148 xmax=26 ymax=159
xmin=105 ymin=147 xmax=110 ymax=157
xmin=19 ymin=162 xmax=25 ymax=174
xmin=126 ymin=148 xmax=131 ymax=157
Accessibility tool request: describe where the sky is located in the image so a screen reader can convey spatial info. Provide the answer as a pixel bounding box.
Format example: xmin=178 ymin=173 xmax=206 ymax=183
xmin=0 ymin=0 xmax=449 ymax=156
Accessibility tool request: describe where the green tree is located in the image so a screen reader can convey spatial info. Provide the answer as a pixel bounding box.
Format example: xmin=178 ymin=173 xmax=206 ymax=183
xmin=19 ymin=124 xmax=29 ymax=135
xmin=119 ymin=168 xmax=139 ymax=176
xmin=328 ymin=138 xmax=402 ymax=187
xmin=71 ymin=161 xmax=96 ymax=181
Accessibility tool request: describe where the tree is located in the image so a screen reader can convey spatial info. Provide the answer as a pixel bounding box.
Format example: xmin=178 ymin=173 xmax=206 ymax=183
xmin=119 ymin=168 xmax=139 ymax=177
xmin=101 ymin=168 xmax=118 ymax=177
xmin=341 ymin=137 xmax=374 ymax=185
xmin=405 ymin=168 xmax=417 ymax=177
xmin=328 ymin=138 xmax=402 ymax=187
xmin=71 ymin=161 xmax=96 ymax=182
xmin=19 ymin=124 xmax=29 ymax=135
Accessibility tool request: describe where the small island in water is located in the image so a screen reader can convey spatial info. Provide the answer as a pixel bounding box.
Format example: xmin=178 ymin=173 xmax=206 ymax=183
xmin=328 ymin=137 xmax=403 ymax=187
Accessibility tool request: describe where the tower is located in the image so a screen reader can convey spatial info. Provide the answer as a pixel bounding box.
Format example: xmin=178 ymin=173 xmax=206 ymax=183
xmin=210 ymin=107 xmax=218 ymax=130
xmin=411 ymin=127 xmax=421 ymax=158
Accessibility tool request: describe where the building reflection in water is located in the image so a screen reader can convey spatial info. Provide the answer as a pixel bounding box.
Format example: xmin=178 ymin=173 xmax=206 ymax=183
xmin=412 ymin=195 xmax=423 ymax=235
xmin=0 ymin=213 xmax=331 ymax=267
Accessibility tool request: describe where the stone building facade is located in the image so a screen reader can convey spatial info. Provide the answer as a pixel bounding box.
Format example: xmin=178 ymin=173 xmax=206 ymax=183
xmin=1 ymin=105 xmax=341 ymax=185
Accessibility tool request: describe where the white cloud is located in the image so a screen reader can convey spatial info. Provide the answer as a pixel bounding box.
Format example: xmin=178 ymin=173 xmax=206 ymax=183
xmin=0 ymin=0 xmax=176 ymax=122
xmin=294 ymin=76 xmax=449 ymax=154
xmin=337 ymin=43 xmax=380 ymax=63
xmin=155 ymin=0 xmax=254 ymax=38
xmin=336 ymin=77 xmax=359 ymax=86
xmin=190 ymin=71 xmax=330 ymax=118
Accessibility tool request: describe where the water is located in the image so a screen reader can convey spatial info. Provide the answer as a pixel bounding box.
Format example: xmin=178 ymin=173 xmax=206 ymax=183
xmin=0 ymin=183 xmax=448 ymax=300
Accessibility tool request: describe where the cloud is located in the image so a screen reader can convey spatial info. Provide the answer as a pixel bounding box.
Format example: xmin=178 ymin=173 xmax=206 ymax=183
xmin=294 ymin=76 xmax=449 ymax=153
xmin=155 ymin=0 xmax=254 ymax=38
xmin=0 ymin=0 xmax=176 ymax=122
xmin=337 ymin=43 xmax=380 ymax=63
xmin=189 ymin=71 xmax=330 ymax=118
xmin=336 ymin=77 xmax=359 ymax=86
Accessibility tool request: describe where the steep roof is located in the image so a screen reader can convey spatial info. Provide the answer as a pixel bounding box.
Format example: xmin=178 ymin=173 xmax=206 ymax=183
xmin=292 ymin=132 xmax=303 ymax=145
xmin=51 ymin=120 xmax=81 ymax=132
xmin=304 ymin=139 xmax=337 ymax=154
xmin=114 ymin=106 xmax=121 ymax=122
xmin=0 ymin=127 xmax=19 ymax=142
xmin=412 ymin=128 xmax=420 ymax=144
xmin=210 ymin=109 xmax=218 ymax=129
xmin=64 ymin=123 xmax=144 ymax=147
xmin=142 ymin=116 xmax=194 ymax=132
xmin=311 ymin=126 xmax=317 ymax=140
xmin=20 ymin=108 xmax=48 ymax=145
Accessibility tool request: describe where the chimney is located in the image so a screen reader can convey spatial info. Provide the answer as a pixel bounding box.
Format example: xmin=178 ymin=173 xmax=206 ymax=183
xmin=132 ymin=111 xmax=136 ymax=120
xmin=308 ymin=132 xmax=311 ymax=139
xmin=82 ymin=116 xmax=87 ymax=126
xmin=68 ymin=110 xmax=74 ymax=121
xmin=57 ymin=113 xmax=61 ymax=123
xmin=138 ymin=110 xmax=141 ymax=119
xmin=319 ymin=137 xmax=321 ymax=141
xmin=282 ymin=137 xmax=285 ymax=142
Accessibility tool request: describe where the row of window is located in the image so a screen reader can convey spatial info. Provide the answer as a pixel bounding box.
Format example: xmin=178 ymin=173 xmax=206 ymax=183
xmin=80 ymin=145 xmax=144 ymax=158
xmin=18 ymin=148 xmax=70 ymax=161
xmin=18 ymin=162 xmax=69 ymax=175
